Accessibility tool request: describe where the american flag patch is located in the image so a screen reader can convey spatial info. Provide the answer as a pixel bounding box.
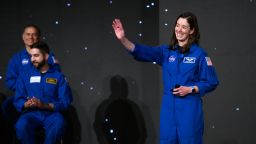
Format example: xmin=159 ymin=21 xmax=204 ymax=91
xmin=52 ymin=56 xmax=59 ymax=64
xmin=205 ymin=57 xmax=213 ymax=66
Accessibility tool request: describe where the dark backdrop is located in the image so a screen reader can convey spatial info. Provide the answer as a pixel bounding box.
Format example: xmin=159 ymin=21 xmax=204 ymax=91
xmin=160 ymin=0 xmax=256 ymax=144
xmin=0 ymin=0 xmax=159 ymax=144
xmin=0 ymin=0 xmax=256 ymax=144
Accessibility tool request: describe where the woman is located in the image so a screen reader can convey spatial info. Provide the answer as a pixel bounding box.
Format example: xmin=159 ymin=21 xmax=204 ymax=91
xmin=112 ymin=12 xmax=219 ymax=144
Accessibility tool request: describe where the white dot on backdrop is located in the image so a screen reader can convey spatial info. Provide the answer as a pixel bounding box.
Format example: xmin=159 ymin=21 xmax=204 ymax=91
xmin=55 ymin=21 xmax=59 ymax=25
xmin=113 ymin=137 xmax=117 ymax=141
xmin=139 ymin=20 xmax=143 ymax=24
xmin=90 ymin=86 xmax=94 ymax=90
xmin=110 ymin=129 xmax=114 ymax=133
xmin=0 ymin=75 xmax=2 ymax=80
xmin=214 ymin=47 xmax=217 ymax=50
xmin=165 ymin=9 xmax=168 ymax=12
xmin=164 ymin=23 xmax=168 ymax=26
xmin=151 ymin=2 xmax=155 ymax=6
xmin=139 ymin=33 xmax=142 ymax=37
xmin=109 ymin=0 xmax=113 ymax=4
xmin=146 ymin=5 xmax=150 ymax=8
xmin=153 ymin=62 xmax=157 ymax=64
xmin=84 ymin=47 xmax=88 ymax=51
xmin=211 ymin=125 xmax=215 ymax=129
xmin=235 ymin=107 xmax=240 ymax=111
xmin=66 ymin=3 xmax=71 ymax=7
xmin=80 ymin=81 xmax=85 ymax=85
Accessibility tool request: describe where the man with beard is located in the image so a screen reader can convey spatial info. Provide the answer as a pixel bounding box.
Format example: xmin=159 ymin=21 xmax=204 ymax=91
xmin=5 ymin=24 xmax=60 ymax=91
xmin=2 ymin=24 xmax=61 ymax=143
xmin=13 ymin=41 xmax=72 ymax=144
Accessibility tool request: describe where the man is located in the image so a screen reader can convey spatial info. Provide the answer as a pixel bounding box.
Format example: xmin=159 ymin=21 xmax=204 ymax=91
xmin=5 ymin=24 xmax=60 ymax=91
xmin=14 ymin=41 xmax=72 ymax=144
xmin=2 ymin=24 xmax=61 ymax=142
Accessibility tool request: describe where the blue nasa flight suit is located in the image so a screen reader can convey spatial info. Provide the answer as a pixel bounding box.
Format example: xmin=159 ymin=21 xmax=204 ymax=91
xmin=2 ymin=49 xmax=61 ymax=115
xmin=13 ymin=65 xmax=72 ymax=144
xmin=5 ymin=49 xmax=60 ymax=91
xmin=130 ymin=43 xmax=219 ymax=144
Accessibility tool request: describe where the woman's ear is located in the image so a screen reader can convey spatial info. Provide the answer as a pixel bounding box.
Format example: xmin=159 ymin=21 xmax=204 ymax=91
xmin=189 ymin=28 xmax=194 ymax=35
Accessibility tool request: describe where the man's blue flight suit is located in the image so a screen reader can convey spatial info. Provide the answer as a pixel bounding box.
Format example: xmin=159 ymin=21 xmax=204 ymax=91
xmin=5 ymin=49 xmax=60 ymax=91
xmin=13 ymin=65 xmax=72 ymax=144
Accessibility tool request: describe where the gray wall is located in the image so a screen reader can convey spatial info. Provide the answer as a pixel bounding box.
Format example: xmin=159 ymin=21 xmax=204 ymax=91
xmin=160 ymin=0 xmax=256 ymax=144
xmin=0 ymin=0 xmax=159 ymax=144
xmin=0 ymin=0 xmax=256 ymax=144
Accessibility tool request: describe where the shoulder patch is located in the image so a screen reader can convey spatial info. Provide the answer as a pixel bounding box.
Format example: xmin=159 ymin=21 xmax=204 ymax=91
xmin=52 ymin=56 xmax=59 ymax=64
xmin=205 ymin=57 xmax=213 ymax=66
xmin=46 ymin=78 xmax=57 ymax=84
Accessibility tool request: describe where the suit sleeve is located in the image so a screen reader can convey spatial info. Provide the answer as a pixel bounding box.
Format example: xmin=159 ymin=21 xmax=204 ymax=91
xmin=130 ymin=44 xmax=165 ymax=65
xmin=48 ymin=52 xmax=61 ymax=72
xmin=5 ymin=55 xmax=19 ymax=91
xmin=13 ymin=76 xmax=27 ymax=112
xmin=53 ymin=74 xmax=72 ymax=111
xmin=195 ymin=52 xmax=219 ymax=96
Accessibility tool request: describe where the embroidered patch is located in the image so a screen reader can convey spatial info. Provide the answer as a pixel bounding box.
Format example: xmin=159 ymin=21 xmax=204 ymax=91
xmin=22 ymin=59 xmax=29 ymax=65
xmin=205 ymin=57 xmax=213 ymax=66
xmin=46 ymin=78 xmax=57 ymax=84
xmin=168 ymin=55 xmax=176 ymax=62
xmin=52 ymin=56 xmax=59 ymax=64
xmin=183 ymin=57 xmax=196 ymax=63
xmin=30 ymin=76 xmax=41 ymax=83
xmin=64 ymin=77 xmax=69 ymax=83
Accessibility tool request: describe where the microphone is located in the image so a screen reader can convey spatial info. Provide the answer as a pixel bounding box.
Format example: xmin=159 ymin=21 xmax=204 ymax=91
xmin=171 ymin=84 xmax=180 ymax=92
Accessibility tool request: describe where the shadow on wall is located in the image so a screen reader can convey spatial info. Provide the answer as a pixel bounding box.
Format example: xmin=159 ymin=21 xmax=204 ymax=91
xmin=0 ymin=93 xmax=7 ymax=143
xmin=125 ymin=76 xmax=157 ymax=144
xmin=94 ymin=75 xmax=147 ymax=144
xmin=62 ymin=104 xmax=82 ymax=144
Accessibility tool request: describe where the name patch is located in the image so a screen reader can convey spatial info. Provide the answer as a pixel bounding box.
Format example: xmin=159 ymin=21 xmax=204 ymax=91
xmin=30 ymin=76 xmax=41 ymax=83
xmin=46 ymin=78 xmax=57 ymax=84
xmin=183 ymin=57 xmax=196 ymax=63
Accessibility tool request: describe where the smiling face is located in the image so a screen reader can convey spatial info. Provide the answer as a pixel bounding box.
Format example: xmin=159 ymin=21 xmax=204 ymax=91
xmin=175 ymin=18 xmax=194 ymax=46
xmin=22 ymin=26 xmax=40 ymax=48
